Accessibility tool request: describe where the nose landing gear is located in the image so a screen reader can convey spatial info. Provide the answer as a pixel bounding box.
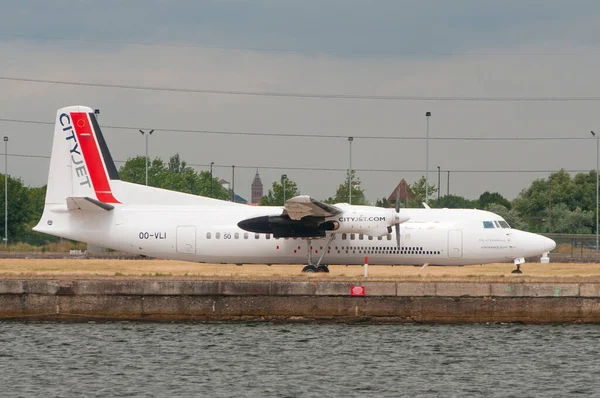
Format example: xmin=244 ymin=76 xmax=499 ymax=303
xmin=511 ymin=257 xmax=525 ymax=274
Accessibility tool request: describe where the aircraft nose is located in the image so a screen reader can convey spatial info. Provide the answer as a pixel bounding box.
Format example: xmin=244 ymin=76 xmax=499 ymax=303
xmin=544 ymin=236 xmax=556 ymax=252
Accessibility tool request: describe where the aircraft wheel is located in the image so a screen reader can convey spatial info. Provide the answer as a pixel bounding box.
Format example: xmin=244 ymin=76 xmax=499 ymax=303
xmin=316 ymin=265 xmax=330 ymax=273
xmin=511 ymin=269 xmax=523 ymax=274
xmin=302 ymin=265 xmax=318 ymax=273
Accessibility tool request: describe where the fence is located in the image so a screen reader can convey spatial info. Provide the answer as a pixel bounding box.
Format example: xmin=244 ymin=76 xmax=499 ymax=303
xmin=544 ymin=234 xmax=600 ymax=262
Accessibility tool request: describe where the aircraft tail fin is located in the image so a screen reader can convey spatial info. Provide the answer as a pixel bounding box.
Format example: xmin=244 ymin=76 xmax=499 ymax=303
xmin=44 ymin=106 xmax=120 ymax=206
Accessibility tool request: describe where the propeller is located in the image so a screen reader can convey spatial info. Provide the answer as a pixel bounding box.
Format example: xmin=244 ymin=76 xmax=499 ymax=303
xmin=394 ymin=188 xmax=401 ymax=247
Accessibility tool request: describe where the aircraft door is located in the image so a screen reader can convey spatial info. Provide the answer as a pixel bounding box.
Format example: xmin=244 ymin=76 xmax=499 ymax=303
xmin=176 ymin=226 xmax=196 ymax=254
xmin=448 ymin=230 xmax=463 ymax=258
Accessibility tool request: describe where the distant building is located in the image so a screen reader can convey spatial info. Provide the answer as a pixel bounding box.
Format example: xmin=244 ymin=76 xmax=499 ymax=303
xmin=388 ymin=179 xmax=414 ymax=207
xmin=220 ymin=179 xmax=247 ymax=204
xmin=251 ymin=169 xmax=264 ymax=204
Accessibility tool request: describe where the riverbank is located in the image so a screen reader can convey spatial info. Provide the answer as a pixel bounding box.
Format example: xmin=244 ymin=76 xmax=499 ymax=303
xmin=1 ymin=259 xmax=600 ymax=323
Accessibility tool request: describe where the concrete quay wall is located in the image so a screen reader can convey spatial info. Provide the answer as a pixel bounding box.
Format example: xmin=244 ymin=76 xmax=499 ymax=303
xmin=2 ymin=279 xmax=600 ymax=323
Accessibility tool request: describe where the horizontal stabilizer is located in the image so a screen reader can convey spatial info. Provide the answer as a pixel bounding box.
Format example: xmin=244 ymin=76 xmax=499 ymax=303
xmin=66 ymin=197 xmax=115 ymax=211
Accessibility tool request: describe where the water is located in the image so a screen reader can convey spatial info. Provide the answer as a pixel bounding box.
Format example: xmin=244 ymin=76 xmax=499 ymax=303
xmin=0 ymin=322 xmax=599 ymax=397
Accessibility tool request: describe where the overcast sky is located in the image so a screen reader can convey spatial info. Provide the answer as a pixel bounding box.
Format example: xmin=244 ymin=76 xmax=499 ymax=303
xmin=3 ymin=1 xmax=600 ymax=203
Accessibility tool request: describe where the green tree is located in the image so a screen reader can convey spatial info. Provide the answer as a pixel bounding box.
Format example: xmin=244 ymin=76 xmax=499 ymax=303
xmin=486 ymin=204 xmax=527 ymax=230
xmin=375 ymin=197 xmax=392 ymax=208
xmin=0 ymin=176 xmax=37 ymax=243
xmin=513 ymin=169 xmax=585 ymax=231
xmin=478 ymin=191 xmax=510 ymax=210
xmin=543 ymin=203 xmax=594 ymax=234
xmin=408 ymin=176 xmax=437 ymax=206
xmin=119 ymin=154 xmax=229 ymax=200
xmin=260 ymin=175 xmax=300 ymax=206
xmin=437 ymin=194 xmax=478 ymax=209
xmin=118 ymin=156 xmax=165 ymax=186
xmin=328 ymin=170 xmax=368 ymax=205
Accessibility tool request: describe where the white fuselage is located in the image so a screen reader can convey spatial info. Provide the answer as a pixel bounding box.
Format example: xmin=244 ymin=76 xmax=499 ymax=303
xmin=44 ymin=202 xmax=553 ymax=266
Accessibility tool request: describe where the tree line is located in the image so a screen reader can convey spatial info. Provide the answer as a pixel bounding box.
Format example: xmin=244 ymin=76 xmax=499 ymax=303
xmin=5 ymin=155 xmax=598 ymax=245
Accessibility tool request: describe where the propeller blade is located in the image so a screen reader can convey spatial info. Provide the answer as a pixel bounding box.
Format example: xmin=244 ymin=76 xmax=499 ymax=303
xmin=395 ymin=188 xmax=401 ymax=247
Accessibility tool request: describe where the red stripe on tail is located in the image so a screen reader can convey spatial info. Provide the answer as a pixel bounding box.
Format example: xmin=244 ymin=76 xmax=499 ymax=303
xmin=71 ymin=112 xmax=120 ymax=203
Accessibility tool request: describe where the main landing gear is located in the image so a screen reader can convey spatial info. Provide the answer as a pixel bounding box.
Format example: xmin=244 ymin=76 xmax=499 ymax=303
xmin=302 ymin=264 xmax=329 ymax=273
xmin=511 ymin=257 xmax=525 ymax=274
xmin=302 ymin=234 xmax=335 ymax=273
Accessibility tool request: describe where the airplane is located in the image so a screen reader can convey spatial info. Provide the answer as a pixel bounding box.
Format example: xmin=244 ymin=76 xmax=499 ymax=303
xmin=33 ymin=105 xmax=556 ymax=274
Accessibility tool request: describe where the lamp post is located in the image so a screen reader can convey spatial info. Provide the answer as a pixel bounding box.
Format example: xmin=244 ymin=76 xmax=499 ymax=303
xmin=3 ymin=136 xmax=7 ymax=248
xmin=210 ymin=162 xmax=214 ymax=198
xmin=437 ymin=165 xmax=441 ymax=206
xmin=231 ymin=165 xmax=235 ymax=202
xmin=282 ymin=174 xmax=287 ymax=205
xmin=592 ymin=131 xmax=599 ymax=251
xmin=139 ymin=129 xmax=154 ymax=185
xmin=348 ymin=137 xmax=353 ymax=205
xmin=425 ymin=112 xmax=431 ymax=204
xmin=447 ymin=170 xmax=450 ymax=196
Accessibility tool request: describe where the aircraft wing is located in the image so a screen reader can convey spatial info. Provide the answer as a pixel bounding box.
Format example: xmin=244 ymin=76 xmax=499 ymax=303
xmin=282 ymin=195 xmax=342 ymax=220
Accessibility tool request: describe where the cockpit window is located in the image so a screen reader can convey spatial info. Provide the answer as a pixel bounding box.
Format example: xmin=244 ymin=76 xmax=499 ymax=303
xmin=494 ymin=221 xmax=501 ymax=228
xmin=498 ymin=221 xmax=511 ymax=229
xmin=483 ymin=221 xmax=495 ymax=229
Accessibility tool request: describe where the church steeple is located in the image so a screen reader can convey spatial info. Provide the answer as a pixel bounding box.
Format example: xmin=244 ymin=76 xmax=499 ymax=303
xmin=251 ymin=169 xmax=264 ymax=204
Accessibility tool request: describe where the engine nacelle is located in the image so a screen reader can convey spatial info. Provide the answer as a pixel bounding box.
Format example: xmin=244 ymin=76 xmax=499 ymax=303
xmin=320 ymin=204 xmax=409 ymax=237
xmin=329 ymin=223 xmax=391 ymax=237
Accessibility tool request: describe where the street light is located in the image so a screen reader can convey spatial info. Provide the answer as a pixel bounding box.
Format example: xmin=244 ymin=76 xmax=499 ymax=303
xmin=592 ymin=131 xmax=599 ymax=251
xmin=437 ymin=166 xmax=441 ymax=206
xmin=210 ymin=162 xmax=214 ymax=198
xmin=139 ymin=129 xmax=154 ymax=185
xmin=3 ymin=136 xmax=7 ymax=248
xmin=231 ymin=165 xmax=235 ymax=202
xmin=425 ymin=112 xmax=431 ymax=204
xmin=282 ymin=174 xmax=288 ymax=205
xmin=348 ymin=137 xmax=353 ymax=205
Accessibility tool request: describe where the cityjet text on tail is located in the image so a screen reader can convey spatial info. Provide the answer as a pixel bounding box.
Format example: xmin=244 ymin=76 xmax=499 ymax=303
xmin=34 ymin=106 xmax=556 ymax=273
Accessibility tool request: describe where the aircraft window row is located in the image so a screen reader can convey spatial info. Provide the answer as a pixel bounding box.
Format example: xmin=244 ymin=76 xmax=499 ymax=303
xmin=335 ymin=246 xmax=429 ymax=251
xmin=483 ymin=221 xmax=512 ymax=229
xmin=205 ymin=232 xmax=272 ymax=240
xmin=341 ymin=233 xmax=392 ymax=241
xmin=334 ymin=247 xmax=441 ymax=255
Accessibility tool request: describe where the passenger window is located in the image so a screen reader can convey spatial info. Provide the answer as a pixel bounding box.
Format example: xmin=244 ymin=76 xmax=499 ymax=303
xmin=368 ymin=236 xmax=373 ymax=240
xmin=359 ymin=234 xmax=364 ymax=240
xmin=255 ymin=233 xmax=260 ymax=239
xmin=483 ymin=221 xmax=494 ymax=229
xmin=216 ymin=232 xmax=221 ymax=239
xmin=377 ymin=236 xmax=382 ymax=240
xmin=244 ymin=233 xmax=249 ymax=239
xmin=266 ymin=234 xmax=271 ymax=240
xmin=234 ymin=232 xmax=239 ymax=239
xmin=342 ymin=233 xmax=347 ymax=240
xmin=206 ymin=232 xmax=211 ymax=239
xmin=350 ymin=234 xmax=356 ymax=240
xmin=387 ymin=234 xmax=392 ymax=241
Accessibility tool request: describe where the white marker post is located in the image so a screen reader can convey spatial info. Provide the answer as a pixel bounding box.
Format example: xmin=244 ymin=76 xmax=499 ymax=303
xmin=364 ymin=256 xmax=369 ymax=277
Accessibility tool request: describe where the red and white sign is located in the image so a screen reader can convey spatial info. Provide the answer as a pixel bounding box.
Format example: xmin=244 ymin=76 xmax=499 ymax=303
xmin=350 ymin=285 xmax=365 ymax=296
